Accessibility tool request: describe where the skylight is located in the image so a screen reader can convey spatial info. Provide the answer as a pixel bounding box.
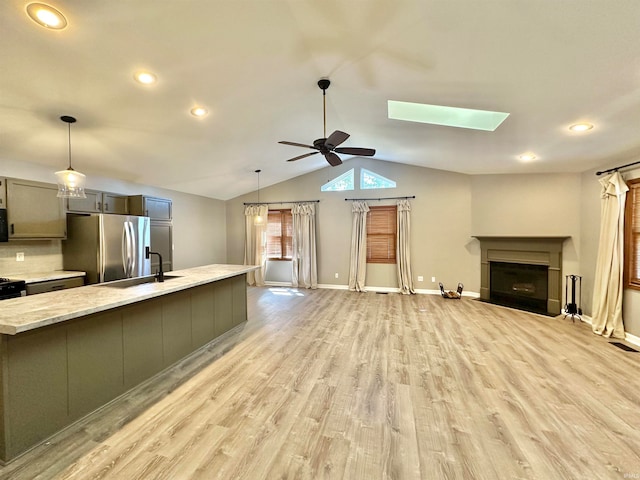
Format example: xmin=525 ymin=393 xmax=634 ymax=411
xmin=388 ymin=100 xmax=509 ymax=131
xmin=321 ymin=169 xmax=354 ymax=192
xmin=361 ymin=169 xmax=396 ymax=190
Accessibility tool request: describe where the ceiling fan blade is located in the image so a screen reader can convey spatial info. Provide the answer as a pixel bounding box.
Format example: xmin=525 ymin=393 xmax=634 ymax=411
xmin=286 ymin=151 xmax=319 ymax=162
xmin=324 ymin=152 xmax=342 ymax=167
xmin=279 ymin=141 xmax=316 ymax=149
xmin=334 ymin=147 xmax=376 ymax=156
xmin=324 ymin=130 xmax=350 ymax=150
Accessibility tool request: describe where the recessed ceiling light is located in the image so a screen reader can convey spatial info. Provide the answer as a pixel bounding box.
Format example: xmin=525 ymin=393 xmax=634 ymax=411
xmin=190 ymin=106 xmax=208 ymax=117
xmin=388 ymin=100 xmax=509 ymax=131
xmin=569 ymin=123 xmax=594 ymax=132
xmin=134 ymin=71 xmax=157 ymax=85
xmin=519 ymin=153 xmax=537 ymax=162
xmin=26 ymin=3 xmax=68 ymax=30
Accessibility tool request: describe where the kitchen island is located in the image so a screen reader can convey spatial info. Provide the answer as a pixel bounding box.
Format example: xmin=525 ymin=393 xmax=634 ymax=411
xmin=0 ymin=264 xmax=257 ymax=463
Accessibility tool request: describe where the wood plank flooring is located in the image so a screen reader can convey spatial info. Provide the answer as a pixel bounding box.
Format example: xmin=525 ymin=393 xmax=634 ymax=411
xmin=2 ymin=287 xmax=640 ymax=479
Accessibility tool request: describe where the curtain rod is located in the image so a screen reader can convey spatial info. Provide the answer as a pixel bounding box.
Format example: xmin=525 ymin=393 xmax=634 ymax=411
xmin=243 ymin=200 xmax=320 ymax=205
xmin=596 ymin=159 xmax=640 ymax=176
xmin=344 ymin=195 xmax=415 ymax=201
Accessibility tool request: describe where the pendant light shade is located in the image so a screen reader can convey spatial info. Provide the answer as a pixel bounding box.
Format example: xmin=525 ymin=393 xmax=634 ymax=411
xmin=254 ymin=169 xmax=264 ymax=225
xmin=56 ymin=115 xmax=86 ymax=198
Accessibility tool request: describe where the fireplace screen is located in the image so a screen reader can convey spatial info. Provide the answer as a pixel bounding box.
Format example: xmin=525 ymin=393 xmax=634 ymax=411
xmin=490 ymin=262 xmax=548 ymax=313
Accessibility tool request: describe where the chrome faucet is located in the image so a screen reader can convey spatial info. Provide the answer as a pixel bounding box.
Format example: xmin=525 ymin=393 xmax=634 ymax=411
xmin=145 ymin=246 xmax=164 ymax=282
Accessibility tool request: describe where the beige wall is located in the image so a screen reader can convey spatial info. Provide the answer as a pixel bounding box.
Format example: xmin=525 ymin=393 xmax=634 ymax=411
xmin=471 ymin=173 xmax=582 ymax=294
xmin=0 ymin=159 xmax=226 ymax=275
xmin=227 ymin=157 xmax=477 ymax=291
xmin=226 ymin=161 xmax=585 ymax=304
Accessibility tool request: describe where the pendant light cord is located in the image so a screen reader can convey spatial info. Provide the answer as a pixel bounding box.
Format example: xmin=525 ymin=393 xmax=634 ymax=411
xmin=67 ymin=121 xmax=73 ymax=170
xmin=255 ymin=169 xmax=261 ymax=203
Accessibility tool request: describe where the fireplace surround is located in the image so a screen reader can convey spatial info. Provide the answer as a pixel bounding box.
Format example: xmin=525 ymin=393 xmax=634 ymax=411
xmin=473 ymin=236 xmax=569 ymax=315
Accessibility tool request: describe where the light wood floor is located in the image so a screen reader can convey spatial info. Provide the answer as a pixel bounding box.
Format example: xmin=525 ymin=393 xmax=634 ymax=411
xmin=2 ymin=287 xmax=640 ymax=479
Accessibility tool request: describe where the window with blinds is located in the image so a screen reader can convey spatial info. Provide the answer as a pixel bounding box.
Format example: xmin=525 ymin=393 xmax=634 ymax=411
xmin=625 ymin=179 xmax=640 ymax=289
xmin=267 ymin=209 xmax=293 ymax=260
xmin=367 ymin=205 xmax=397 ymax=264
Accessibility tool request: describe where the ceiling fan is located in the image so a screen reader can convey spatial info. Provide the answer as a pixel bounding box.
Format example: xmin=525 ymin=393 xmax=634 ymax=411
xmin=279 ymin=79 xmax=376 ymax=167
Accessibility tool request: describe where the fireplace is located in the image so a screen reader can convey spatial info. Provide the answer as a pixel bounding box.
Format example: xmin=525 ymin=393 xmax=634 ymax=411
xmin=473 ymin=236 xmax=569 ymax=315
xmin=490 ymin=262 xmax=548 ymax=314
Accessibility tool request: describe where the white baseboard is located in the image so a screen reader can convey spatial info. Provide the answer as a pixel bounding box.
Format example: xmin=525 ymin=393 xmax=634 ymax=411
xmin=624 ymin=332 xmax=640 ymax=347
xmin=561 ymin=311 xmax=640 ymax=348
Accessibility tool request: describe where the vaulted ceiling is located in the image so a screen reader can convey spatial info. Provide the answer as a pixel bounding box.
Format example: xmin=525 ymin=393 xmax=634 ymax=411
xmin=2 ymin=0 xmax=640 ymax=200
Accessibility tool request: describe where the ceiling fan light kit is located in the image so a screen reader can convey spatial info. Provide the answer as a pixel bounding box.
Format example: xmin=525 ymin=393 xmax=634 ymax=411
xmin=279 ymin=79 xmax=376 ymax=167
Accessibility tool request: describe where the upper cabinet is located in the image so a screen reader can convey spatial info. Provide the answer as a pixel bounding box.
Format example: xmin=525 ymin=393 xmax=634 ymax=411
xmin=102 ymin=193 xmax=129 ymax=214
xmin=5 ymin=178 xmax=66 ymax=239
xmin=128 ymin=195 xmax=172 ymax=221
xmin=66 ymin=190 xmax=129 ymax=215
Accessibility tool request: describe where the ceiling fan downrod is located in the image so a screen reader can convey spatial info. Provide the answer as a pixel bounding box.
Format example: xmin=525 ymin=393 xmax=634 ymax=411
xmin=318 ymin=79 xmax=330 ymax=139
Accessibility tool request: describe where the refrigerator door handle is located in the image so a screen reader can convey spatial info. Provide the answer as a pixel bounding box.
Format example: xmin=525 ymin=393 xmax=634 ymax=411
xmin=129 ymin=221 xmax=136 ymax=276
xmin=99 ymin=218 xmax=106 ymax=282
xmin=123 ymin=221 xmax=131 ymax=277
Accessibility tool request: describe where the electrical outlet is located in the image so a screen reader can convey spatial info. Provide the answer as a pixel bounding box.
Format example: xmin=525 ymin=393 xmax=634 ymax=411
xmin=417 ymin=276 xmax=424 ymax=282
xmin=334 ymin=273 xmax=339 ymax=279
xmin=16 ymin=252 xmax=25 ymax=262
xmin=431 ymin=276 xmax=436 ymax=283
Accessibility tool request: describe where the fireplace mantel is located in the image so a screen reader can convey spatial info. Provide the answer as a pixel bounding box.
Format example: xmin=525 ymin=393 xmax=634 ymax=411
xmin=472 ymin=236 xmax=571 ymax=315
xmin=472 ymin=236 xmax=571 ymax=242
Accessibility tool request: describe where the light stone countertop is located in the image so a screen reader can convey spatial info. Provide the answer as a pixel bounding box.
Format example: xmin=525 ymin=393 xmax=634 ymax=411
xmin=6 ymin=270 xmax=86 ymax=284
xmin=0 ymin=264 xmax=259 ymax=335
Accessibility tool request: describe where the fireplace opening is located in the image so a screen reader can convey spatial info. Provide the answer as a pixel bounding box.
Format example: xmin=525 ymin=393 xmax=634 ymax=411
xmin=490 ymin=262 xmax=548 ymax=314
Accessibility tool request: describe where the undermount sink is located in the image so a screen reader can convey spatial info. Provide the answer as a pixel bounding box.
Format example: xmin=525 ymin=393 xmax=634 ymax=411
xmin=96 ymin=275 xmax=182 ymax=289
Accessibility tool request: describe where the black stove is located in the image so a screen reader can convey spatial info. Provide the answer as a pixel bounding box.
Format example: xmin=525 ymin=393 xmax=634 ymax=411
xmin=0 ymin=278 xmax=26 ymax=300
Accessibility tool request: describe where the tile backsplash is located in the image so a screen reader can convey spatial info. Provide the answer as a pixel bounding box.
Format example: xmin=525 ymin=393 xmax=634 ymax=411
xmin=0 ymin=241 xmax=63 ymax=276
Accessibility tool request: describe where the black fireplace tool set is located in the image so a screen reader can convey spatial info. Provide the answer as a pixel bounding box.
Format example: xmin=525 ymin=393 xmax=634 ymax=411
xmin=564 ymin=274 xmax=582 ymax=322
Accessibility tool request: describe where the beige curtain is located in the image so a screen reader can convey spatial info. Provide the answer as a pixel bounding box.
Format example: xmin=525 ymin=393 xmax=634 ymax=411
xmin=396 ymin=199 xmax=415 ymax=294
xmin=591 ymin=171 xmax=627 ymax=338
xmin=348 ymin=201 xmax=369 ymax=292
xmin=291 ymin=202 xmax=318 ymax=289
xmin=243 ymin=204 xmax=268 ymax=286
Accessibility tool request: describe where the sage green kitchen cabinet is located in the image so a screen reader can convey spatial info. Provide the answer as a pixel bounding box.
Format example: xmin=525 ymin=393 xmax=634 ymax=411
xmin=129 ymin=195 xmax=173 ymax=272
xmin=191 ymin=284 xmax=216 ymax=348
xmin=67 ymin=311 xmax=125 ymax=419
xmin=5 ymin=178 xmax=66 ymax=239
xmin=102 ymin=192 xmax=129 ymax=214
xmin=3 ymin=325 xmax=69 ymax=460
xmin=122 ymin=300 xmax=164 ymax=389
xmin=26 ymin=276 xmax=85 ymax=295
xmin=66 ymin=190 xmax=128 ymax=214
xmin=65 ymin=189 xmax=102 ymax=213
xmin=150 ymin=221 xmax=173 ymax=273
xmin=128 ymin=195 xmax=172 ymax=220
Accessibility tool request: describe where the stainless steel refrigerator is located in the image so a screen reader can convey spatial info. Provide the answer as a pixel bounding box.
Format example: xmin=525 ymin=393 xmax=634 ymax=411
xmin=63 ymin=214 xmax=151 ymax=284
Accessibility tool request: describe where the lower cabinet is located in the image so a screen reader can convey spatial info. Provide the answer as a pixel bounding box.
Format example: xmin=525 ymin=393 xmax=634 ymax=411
xmin=26 ymin=277 xmax=85 ymax=295
xmin=0 ymin=274 xmax=247 ymax=462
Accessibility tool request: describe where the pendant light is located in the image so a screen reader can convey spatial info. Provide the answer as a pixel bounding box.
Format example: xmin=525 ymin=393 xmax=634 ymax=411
xmin=55 ymin=115 xmax=87 ymax=198
xmin=254 ymin=169 xmax=264 ymax=225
